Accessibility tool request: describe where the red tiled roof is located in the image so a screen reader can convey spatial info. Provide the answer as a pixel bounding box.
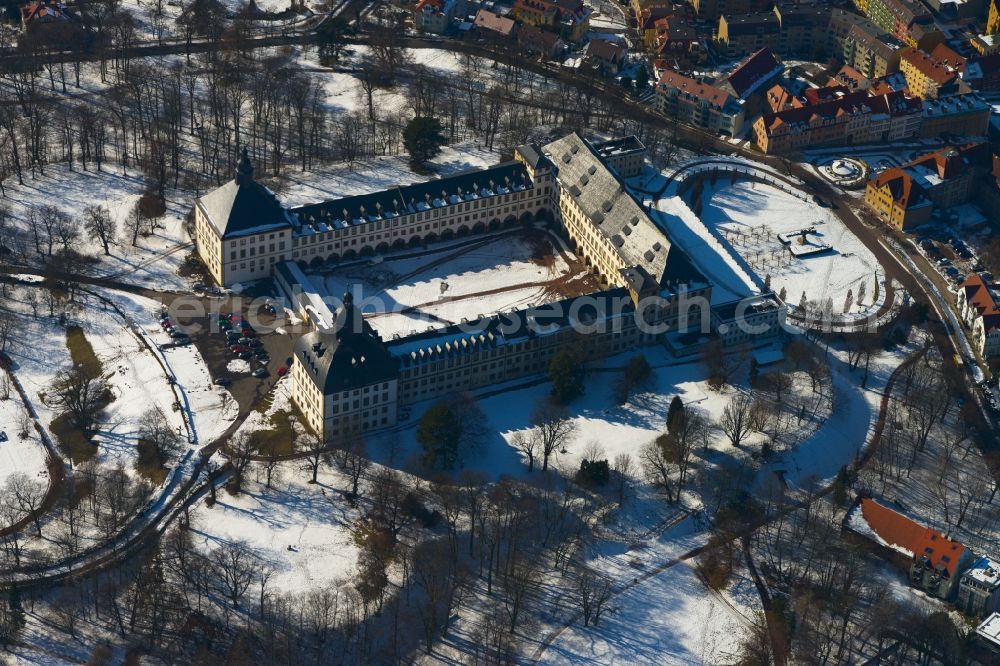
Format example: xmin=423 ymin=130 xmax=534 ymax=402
xmin=858 ymin=499 xmax=966 ymax=576
xmin=724 ymin=48 xmax=782 ymax=99
xmin=657 ymin=69 xmax=734 ymax=108
xmin=829 ymin=64 xmax=869 ymax=90
xmin=871 ymin=167 xmax=922 ymax=208
xmin=930 ymin=43 xmax=966 ymax=72
xmin=960 ymin=273 xmax=1000 ymax=333
xmin=900 ymin=47 xmax=959 ymax=86
xmin=474 ymin=9 xmax=516 ymax=35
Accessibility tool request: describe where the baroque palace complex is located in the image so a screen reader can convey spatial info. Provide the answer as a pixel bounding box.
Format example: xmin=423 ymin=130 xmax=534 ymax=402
xmin=193 ymin=133 xmax=784 ymax=442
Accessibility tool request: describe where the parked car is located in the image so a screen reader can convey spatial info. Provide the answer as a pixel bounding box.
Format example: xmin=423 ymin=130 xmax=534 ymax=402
xmin=240 ymin=320 xmax=253 ymax=331
xmin=277 ymin=366 xmax=288 ymax=377
xmin=213 ymin=377 xmax=232 ymax=386
xmin=170 ymin=330 xmax=188 ymax=339
xmin=252 ymin=367 xmax=268 ymax=378
xmin=160 ymin=319 xmax=173 ymax=329
xmin=248 ymin=339 xmax=263 ymax=348
xmin=255 ymin=351 xmax=269 ymax=362
xmin=238 ymin=351 xmax=253 ymax=360
xmin=238 ymin=337 xmax=254 ymax=346
xmin=173 ymin=335 xmax=191 ymax=345
xmin=230 ymin=344 xmax=249 ymax=354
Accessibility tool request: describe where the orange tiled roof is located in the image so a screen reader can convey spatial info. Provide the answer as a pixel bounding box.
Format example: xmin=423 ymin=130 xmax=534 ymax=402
xmin=859 ymin=499 xmax=966 ymax=576
xmin=900 ymin=47 xmax=959 ymax=86
xmin=657 ymin=70 xmax=734 ymax=108
xmin=960 ymin=273 xmax=1000 ymax=333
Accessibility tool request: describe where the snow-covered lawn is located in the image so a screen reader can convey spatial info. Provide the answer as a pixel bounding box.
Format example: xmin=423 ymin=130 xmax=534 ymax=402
xmin=191 ymin=379 xmax=361 ymax=594
xmin=187 ymin=471 xmax=363 ymax=594
xmin=0 ymin=396 xmax=48 ymax=490
xmin=1 ymin=164 xmax=193 ymax=290
xmin=536 ymin=519 xmax=750 ymax=666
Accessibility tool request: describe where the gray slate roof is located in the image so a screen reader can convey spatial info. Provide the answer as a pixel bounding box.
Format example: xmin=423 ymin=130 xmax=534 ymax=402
xmin=295 ymin=297 xmax=397 ymax=394
xmin=291 ymin=162 xmax=533 ymax=229
xmin=197 ymin=178 xmax=289 ymax=239
xmin=542 ymin=133 xmax=671 ymax=288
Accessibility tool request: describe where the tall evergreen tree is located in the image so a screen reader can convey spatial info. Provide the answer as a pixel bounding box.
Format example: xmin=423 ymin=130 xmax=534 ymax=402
xmin=403 ymin=116 xmax=445 ymax=165
xmin=549 ymin=349 xmax=584 ymax=404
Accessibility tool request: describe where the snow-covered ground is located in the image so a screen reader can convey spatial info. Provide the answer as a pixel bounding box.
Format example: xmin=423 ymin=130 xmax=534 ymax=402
xmin=692 ymin=180 xmax=882 ymax=319
xmin=536 ymin=519 xmax=750 ymax=665
xmin=0 ymin=394 xmax=48 ymax=490
xmin=312 ymin=232 xmax=585 ymax=339
xmin=1 ymin=164 xmax=193 ymax=290
xmin=187 ymin=470 xmax=363 ymax=594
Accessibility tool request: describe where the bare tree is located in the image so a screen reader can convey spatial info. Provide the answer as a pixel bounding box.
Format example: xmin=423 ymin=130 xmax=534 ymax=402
xmin=334 ymin=435 xmax=369 ymax=497
xmin=49 ymin=365 xmax=109 ymax=435
xmin=502 ymin=554 xmax=539 ymax=632
xmin=212 ymin=540 xmax=259 ymax=609
xmin=7 ymin=472 xmax=46 ymax=537
xmin=530 ymin=401 xmax=578 ymax=472
xmin=721 ymin=392 xmax=755 ymax=448
xmin=612 ymin=452 xmax=634 ymax=507
xmin=137 ymin=406 xmax=183 ymax=465
xmin=511 ymin=431 xmax=540 ymax=472
xmin=227 ymin=431 xmax=255 ymax=493
xmin=575 ymin=567 xmax=613 ymax=626
xmin=84 ymin=204 xmax=117 ymax=256
xmin=302 ymin=433 xmax=327 ymax=484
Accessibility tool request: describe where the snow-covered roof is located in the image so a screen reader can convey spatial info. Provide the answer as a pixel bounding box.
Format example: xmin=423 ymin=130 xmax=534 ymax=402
xmin=542 ymin=132 xmax=673 ymax=290
xmin=963 ymin=556 xmax=1000 ymax=589
xmin=977 ymin=613 xmax=1000 ymax=648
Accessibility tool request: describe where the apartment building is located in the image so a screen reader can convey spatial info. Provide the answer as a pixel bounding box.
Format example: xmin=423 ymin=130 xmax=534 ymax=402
xmin=848 ymin=498 xmax=973 ymax=600
xmin=958 ymin=557 xmax=1000 ymax=618
xmin=957 ymin=273 xmax=1000 ymax=358
xmin=413 ymin=0 xmax=464 ymax=33
xmin=828 ymin=9 xmax=903 ymax=79
xmin=716 ymin=12 xmax=780 ymax=58
xmin=656 ymin=69 xmax=746 ymax=136
xmin=899 ymin=47 xmax=960 ymax=99
xmin=753 ymin=88 xmax=921 ymax=154
xmin=864 ymin=144 xmax=983 ymax=229
xmin=861 ymin=0 xmax=940 ymax=48
xmin=920 ymin=93 xmax=991 ymax=138
xmin=690 ymin=0 xmax=769 ymax=24
xmin=718 ymin=47 xmax=784 ymax=115
xmin=510 ymin=0 xmax=590 ymax=42
xmin=773 ymin=2 xmax=830 ymax=58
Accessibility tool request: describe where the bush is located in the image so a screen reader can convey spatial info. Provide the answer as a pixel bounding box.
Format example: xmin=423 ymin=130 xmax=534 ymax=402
xmin=50 ymin=412 xmax=96 ymax=465
xmin=402 ymin=492 xmax=441 ymax=528
xmin=575 ymin=458 xmax=610 ymax=488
